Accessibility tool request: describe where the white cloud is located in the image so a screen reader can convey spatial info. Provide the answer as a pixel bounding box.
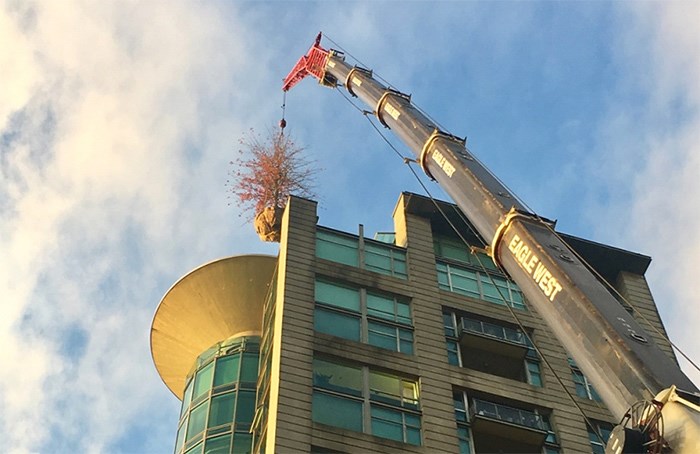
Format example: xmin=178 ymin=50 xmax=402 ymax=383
xmin=591 ymin=2 xmax=700 ymax=387
xmin=0 ymin=1 xmax=275 ymax=451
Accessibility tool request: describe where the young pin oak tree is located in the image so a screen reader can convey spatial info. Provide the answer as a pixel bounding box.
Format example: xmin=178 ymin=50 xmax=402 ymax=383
xmin=228 ymin=127 xmax=317 ymax=242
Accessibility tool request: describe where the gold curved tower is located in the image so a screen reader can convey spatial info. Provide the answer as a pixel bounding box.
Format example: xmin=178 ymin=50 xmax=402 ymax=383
xmin=150 ymin=254 xmax=277 ymax=399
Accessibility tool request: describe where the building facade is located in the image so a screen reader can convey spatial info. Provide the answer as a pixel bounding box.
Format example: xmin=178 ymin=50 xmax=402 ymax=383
xmin=151 ymin=192 xmax=677 ymax=454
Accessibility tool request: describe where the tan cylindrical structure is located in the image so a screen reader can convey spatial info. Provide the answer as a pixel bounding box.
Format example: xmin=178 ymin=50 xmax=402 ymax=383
xmin=150 ymin=254 xmax=277 ymax=398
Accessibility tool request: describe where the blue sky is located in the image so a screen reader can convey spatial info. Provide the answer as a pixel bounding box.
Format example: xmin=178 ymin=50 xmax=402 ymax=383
xmin=1 ymin=1 xmax=699 ymax=452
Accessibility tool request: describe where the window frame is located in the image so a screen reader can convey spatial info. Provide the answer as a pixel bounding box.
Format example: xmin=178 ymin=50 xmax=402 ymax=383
xmin=436 ymin=260 xmax=525 ymax=309
xmin=312 ymin=357 xmax=422 ymax=446
xmin=316 ymin=227 xmax=408 ymax=279
xmin=569 ymin=359 xmax=602 ymax=402
xmin=314 ymin=278 xmax=414 ymax=355
xmin=587 ymin=420 xmax=614 ymax=454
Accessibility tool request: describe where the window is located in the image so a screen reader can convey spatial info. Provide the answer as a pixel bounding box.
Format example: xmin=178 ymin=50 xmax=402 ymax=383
xmin=177 ymin=336 xmax=259 ymax=454
xmin=443 ymin=310 xmax=542 ymax=386
xmin=587 ymin=420 xmax=614 ymax=454
xmin=317 ymin=229 xmax=358 ymax=266
xmin=437 ymin=261 xmax=524 ymax=309
xmin=454 ymin=390 xmax=559 ymax=454
xmin=569 ymin=358 xmax=601 ymax=401
xmin=314 ymin=279 xmax=414 ymax=354
xmin=316 ymin=227 xmax=408 ymax=279
xmin=312 ymin=357 xmax=421 ymax=445
xmin=434 ymin=235 xmax=499 ymax=272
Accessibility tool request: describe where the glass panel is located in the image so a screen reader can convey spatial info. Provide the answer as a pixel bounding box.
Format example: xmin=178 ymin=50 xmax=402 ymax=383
xmin=399 ymin=339 xmax=414 ymax=355
xmin=374 ymin=232 xmax=396 ymax=244
xmin=235 ymin=390 xmax=256 ymax=424
xmin=439 ymin=239 xmax=472 ymax=263
xmin=453 ymin=392 xmax=467 ymax=422
xmin=399 ymin=328 xmax=414 ymax=354
xmin=393 ymin=257 xmax=407 ymax=278
xmin=451 ymin=269 xmax=480 ymax=298
xmin=447 ymin=340 xmax=460 ymax=366
xmin=463 ymin=318 xmax=482 ymax=333
xmin=312 ymin=392 xmax=362 ymax=432
xmin=575 ymin=382 xmax=589 ymax=398
xmin=482 ymin=321 xmax=503 ymax=338
xmin=314 ymin=307 xmax=360 ymax=341
xmin=476 ymin=252 xmax=498 ymax=271
xmin=504 ymin=327 xmax=524 ymax=344
xmin=405 ymin=413 xmax=422 ymax=445
xmin=365 ymin=248 xmax=392 ymax=274
xmin=527 ymin=361 xmax=542 ymax=387
xmin=315 ymin=280 xmax=360 ymax=312
xmin=175 ymin=420 xmax=187 ymax=453
xmin=480 ymin=275 xmax=503 ymax=304
xmin=402 ymin=381 xmax=419 ymax=406
xmin=368 ymin=321 xmax=397 ymax=348
xmin=239 ymin=353 xmax=259 ymax=383
xmin=396 ymin=301 xmax=411 ymax=325
xmin=185 ymin=442 xmax=203 ymax=454
xmin=186 ymin=401 xmax=209 ymax=441
xmin=193 ymin=362 xmax=214 ymax=400
xmin=209 ymin=393 xmax=236 ymax=428
xmin=443 ymin=312 xmax=456 ymax=336
xmin=232 ymin=433 xmax=252 ymax=454
xmin=181 ymin=379 xmax=194 ymax=417
xmin=366 ymin=293 xmax=395 ymax=321
xmin=204 ymin=434 xmax=231 ymax=454
xmin=458 ymin=426 xmax=472 ymax=454
xmin=369 ymin=372 xmax=402 ymax=406
xmin=370 ymin=405 xmax=403 ymax=442
xmin=436 ymin=263 xmax=450 ymax=289
xmin=213 ymin=355 xmax=240 ymax=387
xmin=316 ymin=230 xmax=358 ymax=266
xmin=312 ymin=358 xmax=362 ymax=396
xmin=406 ymin=426 xmax=421 ymax=446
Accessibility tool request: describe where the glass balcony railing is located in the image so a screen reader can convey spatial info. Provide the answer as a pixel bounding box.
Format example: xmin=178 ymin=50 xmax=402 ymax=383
xmin=471 ymin=398 xmax=544 ymax=431
xmin=461 ymin=317 xmax=526 ymax=346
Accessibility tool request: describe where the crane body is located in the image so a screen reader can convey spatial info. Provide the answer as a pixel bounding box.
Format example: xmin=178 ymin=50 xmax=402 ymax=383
xmin=283 ymin=34 xmax=699 ymax=453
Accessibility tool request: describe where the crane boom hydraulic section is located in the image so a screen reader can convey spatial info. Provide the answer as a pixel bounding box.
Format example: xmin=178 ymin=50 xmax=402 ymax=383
xmin=283 ymin=33 xmax=699 ymax=453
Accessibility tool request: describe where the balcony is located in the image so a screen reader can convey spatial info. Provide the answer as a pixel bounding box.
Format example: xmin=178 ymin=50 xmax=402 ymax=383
xmin=470 ymin=398 xmax=547 ymax=448
xmin=459 ymin=317 xmax=529 ymax=361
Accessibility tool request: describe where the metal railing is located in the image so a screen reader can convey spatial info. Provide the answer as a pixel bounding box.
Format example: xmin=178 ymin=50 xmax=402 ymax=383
xmin=471 ymin=398 xmax=544 ymax=431
xmin=461 ymin=317 xmax=526 ymax=346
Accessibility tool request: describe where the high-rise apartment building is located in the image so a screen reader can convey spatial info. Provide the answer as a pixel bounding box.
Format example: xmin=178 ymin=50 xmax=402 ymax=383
xmin=151 ymin=192 xmax=677 ymax=454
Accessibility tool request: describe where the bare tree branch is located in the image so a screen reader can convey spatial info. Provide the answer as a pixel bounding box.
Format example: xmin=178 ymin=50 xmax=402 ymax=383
xmin=227 ymin=127 xmax=318 ymax=222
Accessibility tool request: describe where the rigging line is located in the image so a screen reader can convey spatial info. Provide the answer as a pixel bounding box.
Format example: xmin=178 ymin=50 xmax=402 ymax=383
xmin=344 ymin=89 xmax=611 ymax=444
xmin=328 ymin=49 xmax=618 ymax=444
xmin=342 ymin=94 xmax=612 ymax=445
xmin=441 ymin=207 xmax=613 ymax=440
xmin=324 ymin=33 xmax=452 ymax=134
xmin=442 ymin=130 xmax=697 ymax=371
xmin=323 ymin=33 xmax=394 ymax=90
xmin=279 ymin=90 xmax=287 ymax=134
xmin=446 ymin=202 xmax=617 ymax=416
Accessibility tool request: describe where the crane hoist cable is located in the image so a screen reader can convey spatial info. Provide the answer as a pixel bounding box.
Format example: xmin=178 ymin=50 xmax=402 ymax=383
xmin=333 ymin=84 xmax=616 ymax=446
xmin=279 ymin=91 xmax=287 ymax=132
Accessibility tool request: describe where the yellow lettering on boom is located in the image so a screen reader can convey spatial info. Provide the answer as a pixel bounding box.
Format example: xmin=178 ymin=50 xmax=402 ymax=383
xmin=507 ymin=234 xmax=564 ymax=302
xmin=431 ymin=149 xmax=456 ymax=177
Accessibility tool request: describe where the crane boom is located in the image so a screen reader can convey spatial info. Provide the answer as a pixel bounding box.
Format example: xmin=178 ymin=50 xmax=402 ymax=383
xmin=283 ymin=34 xmax=699 ymax=453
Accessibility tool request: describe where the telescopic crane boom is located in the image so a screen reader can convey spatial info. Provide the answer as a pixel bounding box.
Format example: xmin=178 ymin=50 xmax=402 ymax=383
xmin=283 ymin=33 xmax=699 ymax=453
